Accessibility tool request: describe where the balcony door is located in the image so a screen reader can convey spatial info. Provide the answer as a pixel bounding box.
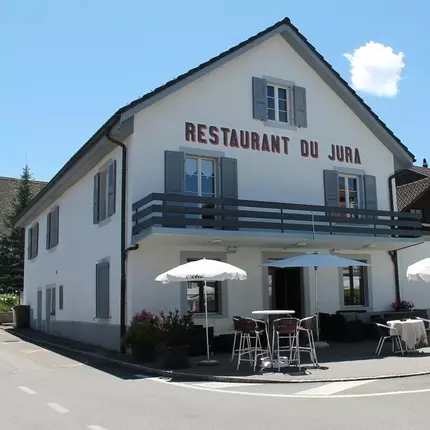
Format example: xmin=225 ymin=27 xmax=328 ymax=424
xmin=185 ymin=156 xmax=216 ymax=227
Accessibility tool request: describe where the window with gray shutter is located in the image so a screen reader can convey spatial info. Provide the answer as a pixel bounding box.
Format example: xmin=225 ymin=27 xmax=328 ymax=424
xmin=93 ymin=173 xmax=100 ymax=224
xmin=27 ymin=228 xmax=32 ymax=260
xmin=364 ymin=175 xmax=378 ymax=211
xmin=107 ymin=160 xmax=116 ymax=217
xmin=46 ymin=212 xmax=51 ymax=249
xmin=293 ymin=86 xmax=307 ymax=128
xmin=59 ymin=285 xmax=64 ymax=310
xmin=220 ymin=157 xmax=238 ymax=230
xmin=51 ymin=287 xmax=56 ymax=315
xmin=252 ymin=77 xmax=268 ymax=121
xmin=164 ymin=151 xmax=185 ymax=228
xmin=96 ymin=261 xmax=110 ymax=319
xmin=324 ymin=170 xmax=340 ymax=208
xmin=31 ymin=223 xmax=39 ymax=258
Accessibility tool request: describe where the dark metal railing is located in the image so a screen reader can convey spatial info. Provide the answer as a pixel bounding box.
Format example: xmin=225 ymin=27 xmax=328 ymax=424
xmin=131 ymin=193 xmax=424 ymax=239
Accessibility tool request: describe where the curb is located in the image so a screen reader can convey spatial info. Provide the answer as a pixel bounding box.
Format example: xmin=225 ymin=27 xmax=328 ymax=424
xmin=5 ymin=328 xmax=430 ymax=384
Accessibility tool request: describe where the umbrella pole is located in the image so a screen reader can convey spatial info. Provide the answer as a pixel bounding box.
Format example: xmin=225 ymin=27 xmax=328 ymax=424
xmin=314 ymin=266 xmax=320 ymax=342
xmin=204 ymin=281 xmax=210 ymax=361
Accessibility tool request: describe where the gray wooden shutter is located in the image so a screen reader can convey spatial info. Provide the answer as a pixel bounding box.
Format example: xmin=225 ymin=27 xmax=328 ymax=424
xmin=46 ymin=212 xmax=51 ymax=249
xmin=293 ymin=86 xmax=307 ymax=128
xmin=96 ymin=262 xmax=110 ymax=319
xmin=324 ymin=170 xmax=339 ymax=218
xmin=51 ymin=207 xmax=59 ymax=247
xmin=107 ymin=160 xmax=116 ymax=217
xmin=27 ymin=228 xmax=32 ymax=260
xmin=252 ymin=77 xmax=268 ymax=121
xmin=364 ymin=175 xmax=378 ymax=211
xmin=164 ymin=151 xmax=185 ymax=227
xmin=93 ymin=173 xmax=100 ymax=224
xmin=33 ymin=223 xmax=39 ymax=258
xmin=220 ymin=157 xmax=238 ymax=230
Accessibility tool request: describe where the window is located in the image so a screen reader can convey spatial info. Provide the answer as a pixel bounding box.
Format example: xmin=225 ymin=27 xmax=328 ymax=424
xmin=27 ymin=222 xmax=39 ymax=260
xmin=93 ymin=160 xmax=116 ymax=224
xmin=59 ymin=285 xmax=64 ymax=310
xmin=186 ymin=258 xmax=221 ymax=314
xmin=343 ymin=262 xmax=367 ymax=306
xmin=46 ymin=206 xmax=59 ymax=250
xmin=185 ymin=157 xmax=216 ymax=226
xmin=267 ymin=84 xmax=289 ymax=123
xmin=95 ymin=261 xmax=110 ymax=319
xmin=338 ymin=174 xmax=360 ymax=217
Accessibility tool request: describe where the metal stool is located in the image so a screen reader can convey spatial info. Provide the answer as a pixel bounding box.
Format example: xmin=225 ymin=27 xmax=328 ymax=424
xmin=297 ymin=315 xmax=318 ymax=367
xmin=230 ymin=316 xmax=242 ymax=362
xmin=272 ymin=317 xmax=300 ymax=371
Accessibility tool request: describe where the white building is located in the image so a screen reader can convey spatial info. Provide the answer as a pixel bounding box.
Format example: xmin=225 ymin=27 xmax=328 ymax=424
xmin=17 ymin=17 xmax=424 ymax=351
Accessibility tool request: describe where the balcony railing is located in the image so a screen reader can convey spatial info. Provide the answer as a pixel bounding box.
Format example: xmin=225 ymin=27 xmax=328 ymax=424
xmin=131 ymin=193 xmax=424 ymax=239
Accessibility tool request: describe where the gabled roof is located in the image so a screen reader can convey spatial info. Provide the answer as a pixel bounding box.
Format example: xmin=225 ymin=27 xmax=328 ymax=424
xmin=396 ymin=178 xmax=430 ymax=211
xmin=410 ymin=165 xmax=430 ymax=178
xmin=16 ymin=16 xmax=416 ymax=227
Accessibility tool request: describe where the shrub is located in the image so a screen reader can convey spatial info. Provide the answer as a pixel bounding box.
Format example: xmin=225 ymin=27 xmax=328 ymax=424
xmin=0 ymin=294 xmax=19 ymax=313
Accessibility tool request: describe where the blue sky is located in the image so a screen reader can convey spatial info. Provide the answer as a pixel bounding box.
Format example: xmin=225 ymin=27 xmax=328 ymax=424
xmin=1 ymin=0 xmax=427 ymax=181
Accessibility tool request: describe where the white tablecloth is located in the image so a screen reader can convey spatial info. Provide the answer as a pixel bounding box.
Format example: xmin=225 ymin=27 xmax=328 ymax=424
xmin=387 ymin=319 xmax=428 ymax=350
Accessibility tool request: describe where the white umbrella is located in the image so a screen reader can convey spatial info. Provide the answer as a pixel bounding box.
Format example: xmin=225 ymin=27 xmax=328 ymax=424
xmin=407 ymin=258 xmax=430 ymax=283
xmin=156 ymin=258 xmax=247 ymax=364
xmin=264 ymin=252 xmax=370 ymax=343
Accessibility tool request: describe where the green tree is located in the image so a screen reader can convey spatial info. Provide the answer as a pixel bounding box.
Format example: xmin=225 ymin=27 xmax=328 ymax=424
xmin=0 ymin=166 xmax=38 ymax=293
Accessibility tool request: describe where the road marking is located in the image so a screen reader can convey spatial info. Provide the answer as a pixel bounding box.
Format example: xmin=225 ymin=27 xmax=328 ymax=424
xmin=21 ymin=349 xmax=45 ymax=354
xmin=148 ymin=377 xmax=430 ymax=399
xmin=133 ymin=374 xmax=170 ymax=382
xmin=194 ymin=381 xmax=263 ymax=389
xmin=18 ymin=386 xmax=37 ymax=395
xmin=47 ymin=403 xmax=69 ymax=414
xmin=87 ymin=426 xmax=108 ymax=430
xmin=295 ymin=380 xmax=374 ymax=396
xmin=57 ymin=362 xmax=84 ymax=367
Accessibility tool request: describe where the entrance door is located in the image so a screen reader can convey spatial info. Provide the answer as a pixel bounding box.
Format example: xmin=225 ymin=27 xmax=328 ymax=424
xmin=36 ymin=290 xmax=42 ymax=330
xmin=45 ymin=288 xmax=51 ymax=333
xmin=272 ymin=267 xmax=303 ymax=318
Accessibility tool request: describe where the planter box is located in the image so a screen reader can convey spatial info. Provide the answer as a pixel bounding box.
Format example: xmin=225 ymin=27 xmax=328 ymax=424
xmin=0 ymin=312 xmax=13 ymax=324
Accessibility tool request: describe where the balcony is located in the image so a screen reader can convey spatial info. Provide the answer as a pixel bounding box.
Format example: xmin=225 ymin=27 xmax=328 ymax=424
xmin=131 ymin=193 xmax=425 ymax=250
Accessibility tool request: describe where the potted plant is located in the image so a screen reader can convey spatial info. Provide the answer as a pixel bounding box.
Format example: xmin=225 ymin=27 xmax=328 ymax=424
xmin=159 ymin=309 xmax=194 ymax=369
xmin=391 ymin=300 xmax=415 ymax=312
xmin=121 ymin=310 xmax=161 ymax=362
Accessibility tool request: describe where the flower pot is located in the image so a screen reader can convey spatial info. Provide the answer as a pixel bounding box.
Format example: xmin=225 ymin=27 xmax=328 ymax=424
xmin=131 ymin=345 xmax=156 ymax=363
xmin=161 ymin=345 xmax=190 ymax=369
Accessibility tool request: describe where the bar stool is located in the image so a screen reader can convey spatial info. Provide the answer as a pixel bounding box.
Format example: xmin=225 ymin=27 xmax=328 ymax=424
xmin=297 ymin=315 xmax=318 ymax=367
xmin=236 ymin=317 xmax=269 ymax=371
xmin=272 ymin=317 xmax=300 ymax=371
xmin=230 ymin=316 xmax=242 ymax=362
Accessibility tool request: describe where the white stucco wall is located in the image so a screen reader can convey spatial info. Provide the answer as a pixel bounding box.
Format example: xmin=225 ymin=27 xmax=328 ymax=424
xmin=398 ymin=241 xmax=430 ymax=310
xmin=128 ymin=34 xmax=395 ymax=213
xmin=23 ymin=146 xmax=123 ymax=331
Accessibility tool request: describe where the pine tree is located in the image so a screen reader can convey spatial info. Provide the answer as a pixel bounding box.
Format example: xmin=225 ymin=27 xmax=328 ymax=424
xmin=0 ymin=166 xmax=37 ymax=293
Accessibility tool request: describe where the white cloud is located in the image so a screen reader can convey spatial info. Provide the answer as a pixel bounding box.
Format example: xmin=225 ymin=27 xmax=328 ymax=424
xmin=344 ymin=42 xmax=405 ymax=97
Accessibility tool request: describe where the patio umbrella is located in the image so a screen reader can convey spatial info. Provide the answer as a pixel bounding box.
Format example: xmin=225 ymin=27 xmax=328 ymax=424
xmin=263 ymin=252 xmax=370 ymax=343
xmin=156 ymin=258 xmax=247 ymax=365
xmin=406 ymin=258 xmax=430 ymax=283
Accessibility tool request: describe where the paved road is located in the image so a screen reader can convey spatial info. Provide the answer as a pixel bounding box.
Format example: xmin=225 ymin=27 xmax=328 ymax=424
xmin=1 ymin=329 xmax=430 ymax=429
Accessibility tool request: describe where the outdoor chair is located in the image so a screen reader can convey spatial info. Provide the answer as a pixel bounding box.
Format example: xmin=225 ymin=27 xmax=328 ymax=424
xmin=296 ymin=315 xmax=318 ymax=367
xmin=230 ymin=316 xmax=242 ymax=362
xmin=236 ymin=317 xmax=269 ymax=371
xmin=414 ymin=316 xmax=430 ymax=330
xmin=272 ymin=317 xmax=301 ymax=371
xmin=374 ymin=322 xmax=404 ymax=356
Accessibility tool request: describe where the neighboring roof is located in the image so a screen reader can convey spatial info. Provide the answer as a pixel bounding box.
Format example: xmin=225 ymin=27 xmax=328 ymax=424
xmin=396 ymin=177 xmax=430 ymax=211
xmin=0 ymin=177 xmax=46 ymax=235
xmin=410 ymin=165 xmax=430 ymax=178
xmin=16 ymin=16 xmax=416 ymax=227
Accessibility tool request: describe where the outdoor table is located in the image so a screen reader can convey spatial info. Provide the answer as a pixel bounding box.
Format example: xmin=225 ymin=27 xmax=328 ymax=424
xmin=387 ymin=319 xmax=428 ymax=351
xmin=251 ymin=310 xmax=296 ymax=368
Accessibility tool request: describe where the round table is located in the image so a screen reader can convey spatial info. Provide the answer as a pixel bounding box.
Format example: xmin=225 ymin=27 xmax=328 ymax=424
xmin=251 ymin=310 xmax=296 ymax=368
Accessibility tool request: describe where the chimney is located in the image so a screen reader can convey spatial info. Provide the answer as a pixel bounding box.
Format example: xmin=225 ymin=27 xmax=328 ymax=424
xmin=424 ymin=158 xmax=428 ymax=168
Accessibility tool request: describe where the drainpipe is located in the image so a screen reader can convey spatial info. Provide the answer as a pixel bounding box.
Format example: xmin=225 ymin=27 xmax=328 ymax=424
xmin=105 ymin=127 xmax=129 ymax=353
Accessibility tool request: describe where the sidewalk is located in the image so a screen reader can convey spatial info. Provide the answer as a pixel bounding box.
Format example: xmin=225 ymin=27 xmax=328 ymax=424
xmin=3 ymin=325 xmax=430 ymax=384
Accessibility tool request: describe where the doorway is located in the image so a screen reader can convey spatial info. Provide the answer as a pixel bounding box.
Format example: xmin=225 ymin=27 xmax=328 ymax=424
xmin=270 ymin=267 xmax=303 ymax=318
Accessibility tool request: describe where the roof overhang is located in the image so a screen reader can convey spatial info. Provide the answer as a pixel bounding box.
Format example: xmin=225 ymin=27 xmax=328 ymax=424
xmin=132 ymin=227 xmax=425 ymax=252
xmin=15 ymin=116 xmax=134 ymax=228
